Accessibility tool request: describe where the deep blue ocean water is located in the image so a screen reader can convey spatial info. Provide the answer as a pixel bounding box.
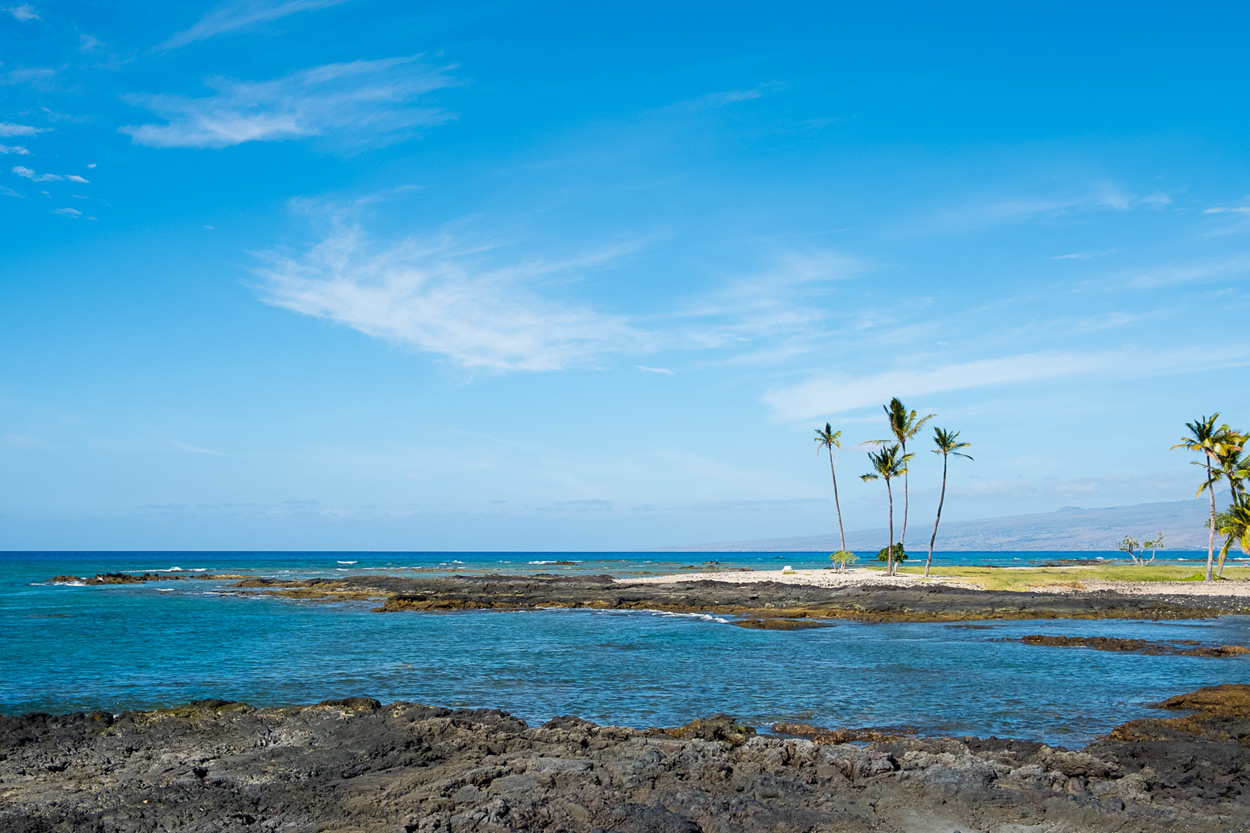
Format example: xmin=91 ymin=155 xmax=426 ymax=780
xmin=3 ymin=550 xmax=1248 ymax=748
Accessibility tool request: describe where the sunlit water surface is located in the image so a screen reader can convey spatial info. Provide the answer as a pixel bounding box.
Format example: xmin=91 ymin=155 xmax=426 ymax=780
xmin=3 ymin=551 xmax=1247 ymax=748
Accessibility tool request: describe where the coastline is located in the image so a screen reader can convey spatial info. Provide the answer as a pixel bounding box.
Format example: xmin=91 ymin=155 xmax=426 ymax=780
xmin=11 ymin=559 xmax=1250 ymax=831
xmin=202 ymin=571 xmax=1250 ymax=622
xmin=3 ymin=685 xmax=1247 ymax=832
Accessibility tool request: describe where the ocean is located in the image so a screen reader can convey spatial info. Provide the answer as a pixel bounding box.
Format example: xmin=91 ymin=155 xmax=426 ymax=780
xmin=3 ymin=550 xmax=1247 ymax=748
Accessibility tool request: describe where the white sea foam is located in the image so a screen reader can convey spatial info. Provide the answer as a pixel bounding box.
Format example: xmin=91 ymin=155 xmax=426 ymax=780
xmin=653 ymin=610 xmax=730 ymax=624
xmin=588 ymin=608 xmax=729 ymax=625
xmin=44 ymin=580 xmax=86 ymax=587
xmin=157 ymin=588 xmax=174 ymax=592
xmin=337 ymin=561 xmax=357 ymax=564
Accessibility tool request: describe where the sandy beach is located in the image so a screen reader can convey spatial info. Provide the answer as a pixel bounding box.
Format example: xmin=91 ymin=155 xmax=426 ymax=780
xmin=629 ymin=566 xmax=1250 ymax=598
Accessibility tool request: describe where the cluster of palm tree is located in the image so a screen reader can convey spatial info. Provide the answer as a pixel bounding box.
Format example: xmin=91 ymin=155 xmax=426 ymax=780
xmin=1173 ymin=414 xmax=1249 ymax=580
xmin=815 ymin=397 xmax=971 ymax=577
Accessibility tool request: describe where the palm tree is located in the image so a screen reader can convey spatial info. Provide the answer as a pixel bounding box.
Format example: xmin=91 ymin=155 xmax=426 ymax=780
xmin=814 ymin=423 xmax=847 ymax=554
xmin=926 ymin=427 xmax=972 ymax=578
xmin=871 ymin=398 xmax=934 ymax=548
xmin=861 ymin=444 xmax=912 ymax=576
xmin=1217 ymin=501 xmax=1250 ymax=573
xmin=1172 ymin=414 xmax=1233 ymax=581
xmin=1212 ymin=430 xmax=1248 ymax=576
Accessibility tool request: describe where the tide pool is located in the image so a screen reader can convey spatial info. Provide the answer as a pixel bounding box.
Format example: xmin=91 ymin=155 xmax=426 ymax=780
xmin=2 ymin=551 xmax=1247 ymax=748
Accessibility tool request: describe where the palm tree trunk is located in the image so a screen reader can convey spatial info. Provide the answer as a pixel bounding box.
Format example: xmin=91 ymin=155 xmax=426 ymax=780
xmin=899 ymin=441 xmax=909 ymax=547
xmin=926 ymin=454 xmax=948 ymax=578
xmin=886 ymin=479 xmax=895 ymax=576
xmin=1218 ymin=476 xmax=1241 ymax=578
xmin=1206 ymin=460 xmax=1216 ymax=581
xmin=828 ymin=449 xmax=846 ymax=553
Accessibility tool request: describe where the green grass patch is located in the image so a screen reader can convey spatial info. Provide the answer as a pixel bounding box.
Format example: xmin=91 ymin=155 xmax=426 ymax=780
xmin=875 ymin=562 xmax=1246 ymax=591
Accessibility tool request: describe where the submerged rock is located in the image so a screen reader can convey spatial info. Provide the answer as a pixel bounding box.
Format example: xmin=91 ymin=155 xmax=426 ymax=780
xmin=50 ymin=572 xmax=186 ymax=585
xmin=1018 ymin=634 xmax=1250 ymax=657
xmin=773 ymin=722 xmax=919 ymax=744
xmin=730 ymin=618 xmax=836 ymax=630
xmin=49 ymin=572 xmax=241 ymax=585
xmin=659 ymin=714 xmax=756 ymax=746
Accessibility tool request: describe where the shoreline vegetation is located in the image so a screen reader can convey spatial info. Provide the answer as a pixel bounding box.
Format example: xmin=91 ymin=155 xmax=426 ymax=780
xmin=3 ymin=685 xmax=1248 ymax=832
xmin=818 ymin=404 xmax=1250 ymax=584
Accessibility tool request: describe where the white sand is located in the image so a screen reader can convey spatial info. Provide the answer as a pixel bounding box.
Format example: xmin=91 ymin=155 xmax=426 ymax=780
xmin=625 ymin=568 xmax=977 ymax=589
xmin=624 ymin=567 xmax=1250 ymax=597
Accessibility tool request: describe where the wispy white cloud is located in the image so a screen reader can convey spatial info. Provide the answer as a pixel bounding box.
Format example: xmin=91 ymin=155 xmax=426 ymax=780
xmin=1201 ymin=202 xmax=1250 ymax=237
xmin=254 ymin=219 xmax=644 ymax=372
xmin=161 ymin=0 xmax=349 ymax=50
xmin=0 ymin=67 xmax=56 ymax=87
xmin=4 ymin=4 xmax=38 ymax=21
xmin=1052 ymin=249 xmax=1115 ymax=261
xmin=0 ymin=144 xmax=29 ymax=155
xmin=0 ymin=184 xmax=22 ymax=197
xmin=0 ymin=122 xmax=45 ymax=137
xmin=12 ymin=165 xmax=86 ymax=183
xmin=918 ymin=185 xmax=1169 ymax=235
xmin=1123 ymin=255 xmax=1250 ymax=288
xmin=122 ymin=56 xmax=456 ymax=149
xmin=12 ymin=165 xmax=52 ymax=181
xmin=171 ymin=440 xmax=237 ymax=457
xmin=632 ymin=249 xmax=873 ymax=372
xmin=51 ymin=207 xmax=82 ymax=217
xmin=664 ymin=250 xmax=864 ymax=353
xmin=762 ymin=347 xmax=1250 ymax=422
xmin=676 ymin=82 xmax=783 ymax=110
xmin=637 ymin=365 xmax=674 ymax=374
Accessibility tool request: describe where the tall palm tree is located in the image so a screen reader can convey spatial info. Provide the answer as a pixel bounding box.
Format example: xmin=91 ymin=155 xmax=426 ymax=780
xmin=1172 ymin=414 xmax=1233 ymax=581
xmin=814 ymin=423 xmax=847 ymax=554
xmin=861 ymin=444 xmax=911 ymax=576
xmin=926 ymin=427 xmax=972 ymax=578
xmin=872 ymin=398 xmax=934 ymax=548
xmin=1211 ymin=430 xmax=1248 ymax=576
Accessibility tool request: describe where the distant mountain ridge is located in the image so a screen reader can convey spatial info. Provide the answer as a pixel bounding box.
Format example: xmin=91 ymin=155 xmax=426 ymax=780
xmin=664 ymin=499 xmax=1213 ymax=552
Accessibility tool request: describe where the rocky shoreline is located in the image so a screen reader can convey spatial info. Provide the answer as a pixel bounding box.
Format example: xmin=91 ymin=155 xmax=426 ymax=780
xmin=47 ymin=571 xmax=1250 ymax=624
xmin=2 ymin=685 xmax=1247 ymax=832
xmin=223 ymin=573 xmax=1250 ymax=623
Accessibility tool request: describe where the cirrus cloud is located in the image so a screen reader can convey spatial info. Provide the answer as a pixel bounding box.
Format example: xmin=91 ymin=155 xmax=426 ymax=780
xmin=762 ymin=347 xmax=1250 ymax=422
xmin=0 ymin=122 xmax=46 ymax=137
xmin=122 ymin=56 xmax=457 ymax=149
xmin=253 ymin=221 xmax=645 ymax=372
xmin=161 ymin=0 xmax=350 ymax=50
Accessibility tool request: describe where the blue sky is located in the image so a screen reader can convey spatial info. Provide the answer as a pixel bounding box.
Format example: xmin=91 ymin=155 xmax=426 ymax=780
xmin=2 ymin=1 xmax=1248 ymax=550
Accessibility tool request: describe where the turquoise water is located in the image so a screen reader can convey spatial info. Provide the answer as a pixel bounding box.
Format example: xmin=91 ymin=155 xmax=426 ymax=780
xmin=2 ymin=551 xmax=1248 ymax=747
